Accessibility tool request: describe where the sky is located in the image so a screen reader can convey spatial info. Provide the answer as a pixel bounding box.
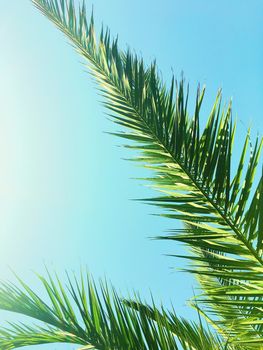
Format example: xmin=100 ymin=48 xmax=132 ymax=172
xmin=0 ymin=0 xmax=263 ymax=349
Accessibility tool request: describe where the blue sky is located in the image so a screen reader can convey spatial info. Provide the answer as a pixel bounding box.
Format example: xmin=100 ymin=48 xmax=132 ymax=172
xmin=0 ymin=1 xmax=263 ymax=349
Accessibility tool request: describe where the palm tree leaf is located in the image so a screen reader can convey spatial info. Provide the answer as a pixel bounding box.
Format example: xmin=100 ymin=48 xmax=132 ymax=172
xmin=30 ymin=0 xmax=263 ymax=345
xmin=124 ymin=299 xmax=229 ymax=350
xmin=0 ymin=271 xmax=223 ymax=350
xmin=0 ymin=323 xmax=88 ymax=350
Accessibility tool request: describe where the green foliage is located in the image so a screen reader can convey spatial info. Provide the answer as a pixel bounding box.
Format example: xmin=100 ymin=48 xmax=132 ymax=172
xmin=0 ymin=0 xmax=262 ymax=348
xmin=0 ymin=271 xmax=222 ymax=350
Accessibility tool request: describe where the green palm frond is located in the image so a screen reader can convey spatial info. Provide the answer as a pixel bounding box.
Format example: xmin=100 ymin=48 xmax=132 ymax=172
xmin=29 ymin=0 xmax=263 ymax=346
xmin=0 ymin=323 xmax=89 ymax=350
xmin=124 ymin=299 xmax=229 ymax=350
xmin=0 ymin=271 xmax=222 ymax=350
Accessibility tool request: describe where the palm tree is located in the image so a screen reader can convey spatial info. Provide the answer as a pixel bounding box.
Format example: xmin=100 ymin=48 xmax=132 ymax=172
xmin=0 ymin=0 xmax=262 ymax=348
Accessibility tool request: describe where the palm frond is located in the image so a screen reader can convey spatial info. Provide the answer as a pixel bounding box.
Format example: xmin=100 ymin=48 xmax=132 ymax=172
xmin=0 ymin=271 xmax=223 ymax=350
xmin=0 ymin=323 xmax=88 ymax=350
xmin=124 ymin=299 xmax=229 ymax=350
xmin=30 ymin=0 xmax=263 ymax=345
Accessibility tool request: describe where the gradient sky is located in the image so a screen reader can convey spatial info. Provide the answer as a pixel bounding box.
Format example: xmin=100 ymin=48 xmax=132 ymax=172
xmin=0 ymin=1 xmax=263 ymax=349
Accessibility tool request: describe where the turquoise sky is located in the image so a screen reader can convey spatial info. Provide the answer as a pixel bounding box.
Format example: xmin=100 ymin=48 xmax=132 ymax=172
xmin=0 ymin=1 xmax=263 ymax=349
